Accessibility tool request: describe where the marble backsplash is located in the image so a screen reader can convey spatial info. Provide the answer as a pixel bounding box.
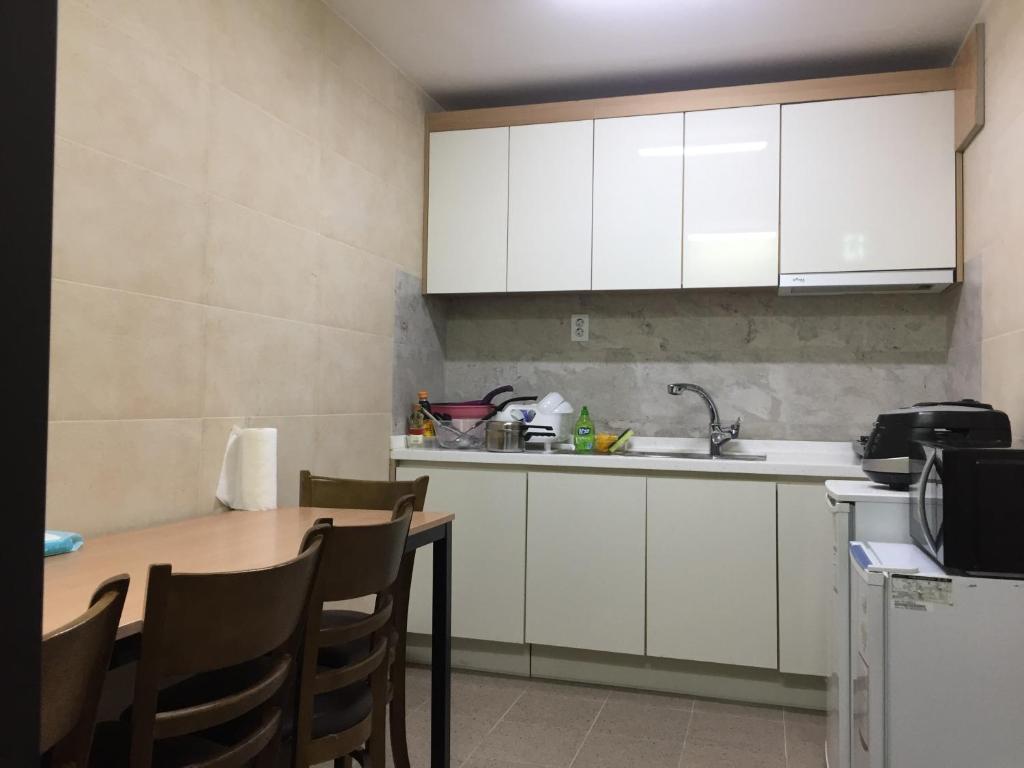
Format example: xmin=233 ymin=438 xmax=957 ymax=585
xmin=945 ymin=259 xmax=982 ymax=402
xmin=440 ymin=290 xmax=963 ymax=441
xmin=392 ymin=270 xmax=447 ymax=434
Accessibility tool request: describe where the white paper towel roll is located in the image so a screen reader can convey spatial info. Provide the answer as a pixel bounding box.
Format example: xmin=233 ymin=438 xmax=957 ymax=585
xmin=216 ymin=427 xmax=278 ymax=511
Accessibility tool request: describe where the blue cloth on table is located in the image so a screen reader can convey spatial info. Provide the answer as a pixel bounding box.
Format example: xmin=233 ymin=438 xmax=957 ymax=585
xmin=44 ymin=530 xmax=84 ymax=557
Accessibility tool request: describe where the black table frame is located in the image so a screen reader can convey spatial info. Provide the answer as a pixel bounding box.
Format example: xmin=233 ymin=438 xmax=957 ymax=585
xmin=405 ymin=520 xmax=452 ymax=768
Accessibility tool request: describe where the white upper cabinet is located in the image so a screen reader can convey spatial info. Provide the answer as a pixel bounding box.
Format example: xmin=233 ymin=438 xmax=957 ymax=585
xmin=507 ymin=121 xmax=594 ymax=292
xmin=426 ymin=127 xmax=509 ymax=294
xmin=780 ymin=91 xmax=955 ymax=275
xmin=683 ymin=105 xmax=780 ymax=289
xmin=592 ymin=113 xmax=685 ymax=290
xmin=426 ymin=89 xmax=956 ymax=294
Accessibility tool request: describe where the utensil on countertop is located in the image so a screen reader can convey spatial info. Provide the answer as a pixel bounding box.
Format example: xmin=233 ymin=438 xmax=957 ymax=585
xmin=485 ymin=421 xmax=556 ymax=453
xmin=418 ymin=408 xmax=482 ymax=448
xmin=431 ymin=384 xmax=512 ymax=408
xmin=431 ymin=394 xmax=536 ymax=421
xmin=477 ymin=385 xmax=514 ymax=404
xmin=492 ymin=392 xmax=574 ymax=444
xmin=434 ymin=419 xmax=486 ymax=449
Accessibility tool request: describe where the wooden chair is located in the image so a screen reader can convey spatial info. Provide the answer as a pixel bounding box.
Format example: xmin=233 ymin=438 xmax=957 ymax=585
xmin=40 ymin=575 xmax=129 ymax=767
xmin=298 ymin=472 xmax=428 ymax=514
xmin=297 ymin=471 xmax=428 ymax=768
xmin=94 ymin=532 xmax=327 ymax=767
xmin=292 ymin=494 xmax=415 ymax=768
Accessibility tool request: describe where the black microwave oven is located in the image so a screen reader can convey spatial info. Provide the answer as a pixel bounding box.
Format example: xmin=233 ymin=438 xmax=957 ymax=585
xmin=909 ymin=441 xmax=1024 ymax=577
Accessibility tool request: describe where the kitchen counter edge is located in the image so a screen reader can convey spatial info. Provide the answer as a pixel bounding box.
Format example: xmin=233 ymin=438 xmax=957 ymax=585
xmin=391 ymin=437 xmax=867 ymax=480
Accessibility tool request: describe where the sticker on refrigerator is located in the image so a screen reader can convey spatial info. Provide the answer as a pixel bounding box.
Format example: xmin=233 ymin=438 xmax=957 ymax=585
xmin=890 ymin=574 xmax=953 ymax=610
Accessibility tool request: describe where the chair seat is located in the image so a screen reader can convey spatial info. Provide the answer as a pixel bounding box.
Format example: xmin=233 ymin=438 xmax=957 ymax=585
xmin=92 ymin=656 xmax=371 ymax=764
xmin=96 ymin=657 xmax=286 ymax=766
xmin=318 ymin=608 xmax=398 ymax=670
xmin=311 ymin=678 xmax=373 ymax=739
xmin=155 ymin=656 xmax=280 ymax=713
xmin=317 ymin=609 xmax=372 ymax=668
xmin=160 ymin=651 xmax=372 ymax=740
xmin=91 ymin=720 xmax=248 ymax=768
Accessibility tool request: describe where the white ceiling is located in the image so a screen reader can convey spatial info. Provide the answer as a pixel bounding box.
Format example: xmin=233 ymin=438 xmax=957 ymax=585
xmin=326 ymin=0 xmax=983 ymax=110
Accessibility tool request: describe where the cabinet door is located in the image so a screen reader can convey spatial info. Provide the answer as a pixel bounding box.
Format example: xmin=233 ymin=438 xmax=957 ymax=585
xmin=592 ymin=113 xmax=685 ymax=290
xmin=507 ymin=121 xmax=593 ymax=292
xmin=647 ymin=477 xmax=777 ymax=668
xmin=683 ymin=105 xmax=780 ymax=288
xmin=780 ymin=91 xmax=955 ymax=275
xmin=426 ymin=127 xmax=509 ymax=294
xmin=777 ymin=482 xmax=833 ymax=677
xmin=525 ymin=472 xmax=645 ymax=654
xmin=396 ymin=465 xmax=527 ymax=643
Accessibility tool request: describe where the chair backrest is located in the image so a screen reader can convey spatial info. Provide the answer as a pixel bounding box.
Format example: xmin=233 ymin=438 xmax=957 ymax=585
xmin=127 ymin=533 xmax=326 ymax=768
xmin=298 ymin=471 xmax=429 ymax=513
xmin=40 ymin=575 xmax=129 ymax=765
xmin=293 ymin=495 xmax=415 ymax=765
xmin=299 ymin=495 xmax=415 ymax=603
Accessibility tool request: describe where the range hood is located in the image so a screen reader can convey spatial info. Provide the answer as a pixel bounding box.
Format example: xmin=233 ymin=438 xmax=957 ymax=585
xmin=778 ymin=269 xmax=955 ymax=296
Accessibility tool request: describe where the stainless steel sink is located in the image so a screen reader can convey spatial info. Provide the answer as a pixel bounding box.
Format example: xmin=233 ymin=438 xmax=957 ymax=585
xmin=620 ymin=449 xmax=767 ymax=461
xmin=530 ymin=445 xmax=767 ymax=461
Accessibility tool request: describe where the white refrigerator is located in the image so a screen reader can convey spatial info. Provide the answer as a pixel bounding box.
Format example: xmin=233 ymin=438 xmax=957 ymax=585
xmin=824 ymin=481 xmax=911 ymax=768
xmin=850 ymin=541 xmax=1024 ymax=768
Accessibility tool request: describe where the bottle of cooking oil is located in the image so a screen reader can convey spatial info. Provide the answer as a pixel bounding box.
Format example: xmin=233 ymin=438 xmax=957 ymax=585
xmin=418 ymin=390 xmax=436 ymax=441
xmin=573 ymin=406 xmax=595 ymax=453
xmin=406 ymin=403 xmax=425 ymax=447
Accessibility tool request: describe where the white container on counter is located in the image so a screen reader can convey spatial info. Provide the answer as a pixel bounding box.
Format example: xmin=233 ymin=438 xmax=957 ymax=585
xmin=492 ymin=392 xmax=574 ymax=443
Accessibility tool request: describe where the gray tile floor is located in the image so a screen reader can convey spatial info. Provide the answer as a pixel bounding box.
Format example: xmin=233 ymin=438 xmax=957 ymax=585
xmin=374 ymin=666 xmax=826 ymax=768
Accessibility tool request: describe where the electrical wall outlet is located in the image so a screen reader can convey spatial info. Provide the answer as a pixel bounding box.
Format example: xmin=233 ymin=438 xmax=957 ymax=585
xmin=571 ymin=314 xmax=589 ymax=342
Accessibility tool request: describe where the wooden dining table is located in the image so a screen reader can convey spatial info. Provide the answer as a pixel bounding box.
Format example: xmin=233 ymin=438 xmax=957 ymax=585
xmin=43 ymin=506 xmax=455 ymax=768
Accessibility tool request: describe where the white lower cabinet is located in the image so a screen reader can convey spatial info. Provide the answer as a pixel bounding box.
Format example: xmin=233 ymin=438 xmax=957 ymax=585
xmin=777 ymin=482 xmax=833 ymax=676
xmin=647 ymin=477 xmax=778 ymax=669
xmin=396 ymin=465 xmax=527 ymax=643
xmin=397 ymin=462 xmax=828 ymax=679
xmin=525 ymin=472 xmax=646 ymax=655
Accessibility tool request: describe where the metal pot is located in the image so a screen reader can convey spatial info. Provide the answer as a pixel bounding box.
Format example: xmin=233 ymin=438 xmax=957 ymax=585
xmin=431 ymin=395 xmax=536 ymax=421
xmin=485 ymin=421 xmax=555 ymax=452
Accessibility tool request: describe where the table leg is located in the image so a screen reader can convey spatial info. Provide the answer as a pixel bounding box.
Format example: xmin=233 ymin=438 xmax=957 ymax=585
xmin=430 ymin=522 xmax=452 ymax=768
xmin=390 ymin=551 xmax=415 ymax=768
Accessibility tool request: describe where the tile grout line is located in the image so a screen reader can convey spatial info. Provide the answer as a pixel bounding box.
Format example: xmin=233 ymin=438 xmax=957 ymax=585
xmin=54 ymin=136 xmax=418 ymax=272
xmin=566 ymin=691 xmax=610 ymax=768
xmin=676 ymin=699 xmax=696 ymax=768
xmin=458 ymin=685 xmax=528 ymax=765
xmin=983 ymin=326 xmax=1024 ymax=343
xmin=782 ymin=708 xmax=790 ymax=768
xmin=48 ymin=412 xmax=392 ymax=426
xmin=320 ymin=0 xmax=440 ymax=110
xmin=64 ymin=1 xmax=422 ymax=170
xmin=50 ymin=277 xmax=396 ymax=340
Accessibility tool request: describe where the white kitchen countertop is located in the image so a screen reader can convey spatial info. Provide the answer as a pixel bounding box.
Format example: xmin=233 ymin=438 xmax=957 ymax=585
xmin=391 ymin=436 xmax=867 ymax=479
xmin=825 ymin=479 xmax=909 ymax=503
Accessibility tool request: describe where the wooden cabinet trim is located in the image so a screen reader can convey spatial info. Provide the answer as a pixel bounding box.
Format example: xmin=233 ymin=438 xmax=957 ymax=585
xmin=953 ymin=24 xmax=985 ymax=152
xmin=429 ymin=67 xmax=955 ymax=133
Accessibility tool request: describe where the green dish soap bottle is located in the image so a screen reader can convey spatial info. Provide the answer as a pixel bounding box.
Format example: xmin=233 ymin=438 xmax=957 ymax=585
xmin=573 ymin=406 xmax=595 ymax=453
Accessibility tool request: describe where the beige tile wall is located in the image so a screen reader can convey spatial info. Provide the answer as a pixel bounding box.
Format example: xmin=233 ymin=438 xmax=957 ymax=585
xmin=963 ymin=0 xmax=1024 ymax=440
xmin=48 ymin=0 xmax=436 ymax=535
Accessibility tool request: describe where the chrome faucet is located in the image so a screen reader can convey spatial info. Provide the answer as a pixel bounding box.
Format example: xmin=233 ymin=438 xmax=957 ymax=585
xmin=667 ymin=383 xmax=741 ymax=457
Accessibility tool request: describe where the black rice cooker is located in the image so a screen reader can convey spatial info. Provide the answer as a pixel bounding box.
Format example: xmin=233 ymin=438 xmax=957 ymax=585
xmin=861 ymin=399 xmax=1012 ymax=488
